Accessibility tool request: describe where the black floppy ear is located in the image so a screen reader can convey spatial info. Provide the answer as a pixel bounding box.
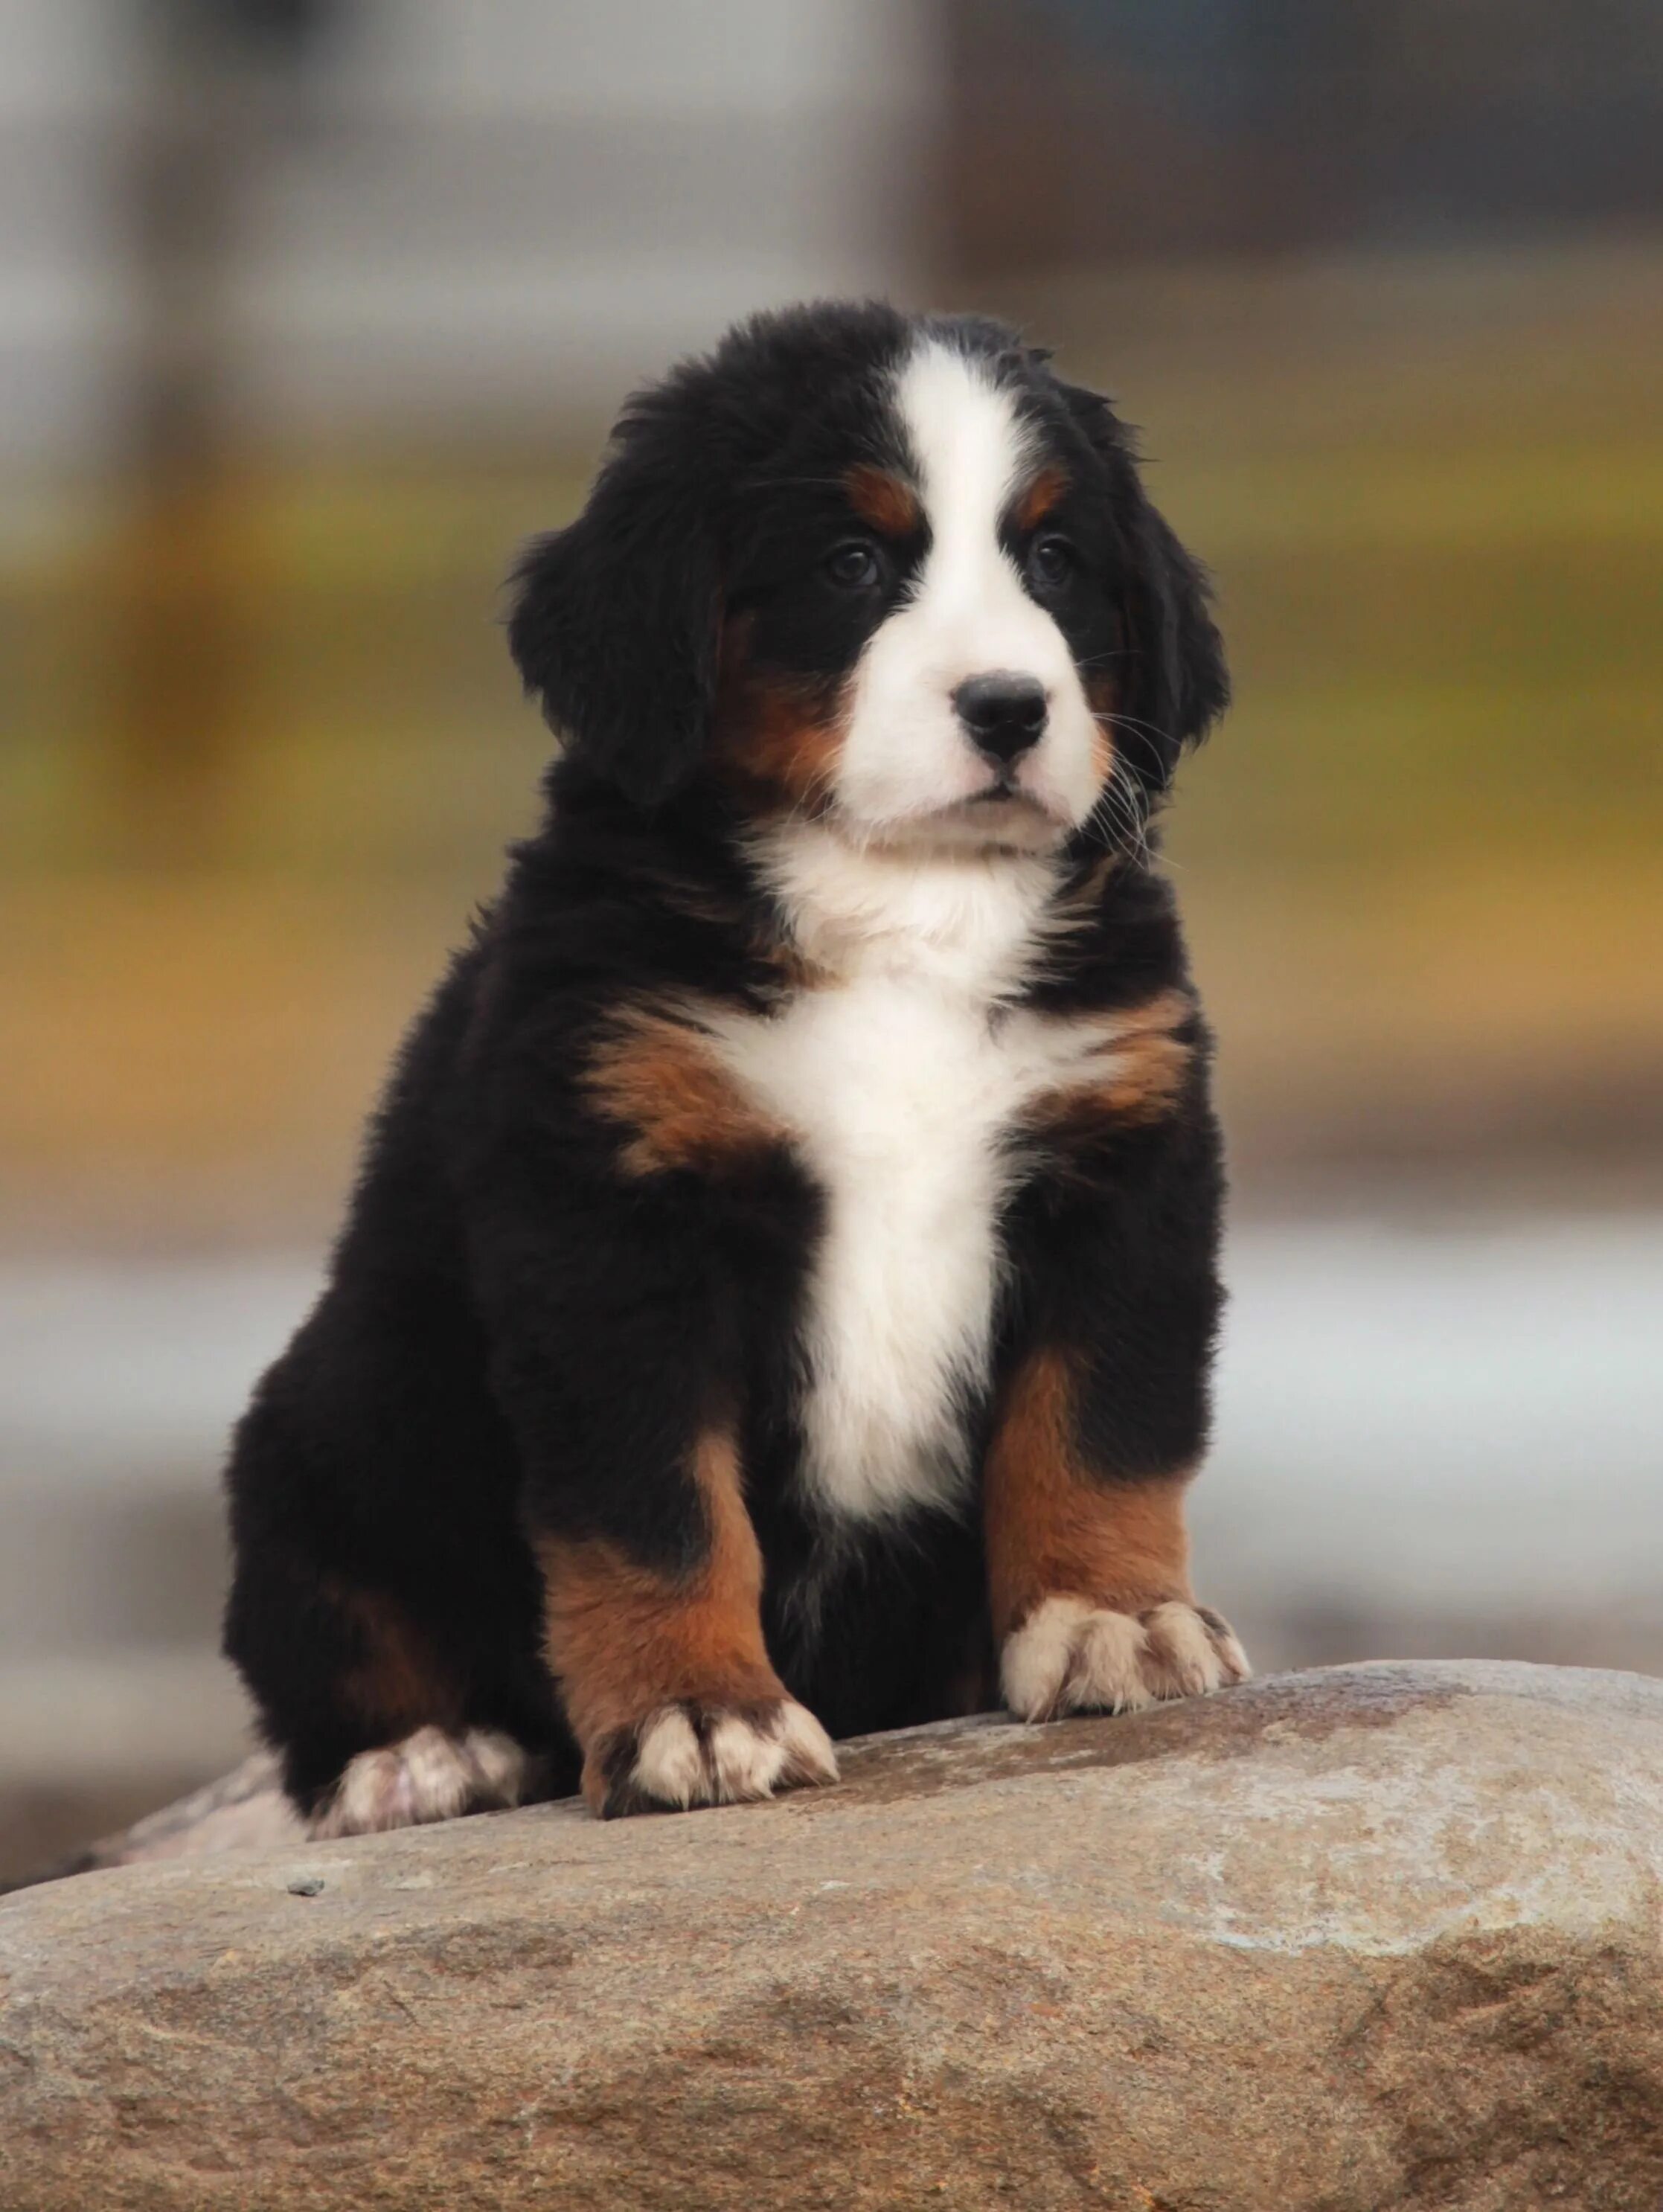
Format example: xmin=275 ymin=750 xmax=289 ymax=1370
xmin=1058 ymin=379 xmax=1229 ymax=787
xmin=1118 ymin=491 xmax=1229 ymax=771
xmin=507 ymin=411 xmax=720 ymax=807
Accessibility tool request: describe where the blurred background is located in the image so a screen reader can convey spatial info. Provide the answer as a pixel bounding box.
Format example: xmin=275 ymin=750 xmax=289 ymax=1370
xmin=2 ymin=0 xmax=1659 ymax=1880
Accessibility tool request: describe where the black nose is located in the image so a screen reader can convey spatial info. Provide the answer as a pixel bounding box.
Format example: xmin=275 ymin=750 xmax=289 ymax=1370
xmin=953 ymin=672 xmax=1048 ymax=765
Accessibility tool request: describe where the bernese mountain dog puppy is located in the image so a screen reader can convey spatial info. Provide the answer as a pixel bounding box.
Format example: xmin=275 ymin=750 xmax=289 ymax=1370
xmin=223 ymin=300 xmax=1249 ymax=1833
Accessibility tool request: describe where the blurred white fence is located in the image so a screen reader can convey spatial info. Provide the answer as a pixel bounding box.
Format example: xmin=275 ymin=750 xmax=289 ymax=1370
xmin=0 ymin=0 xmax=935 ymax=474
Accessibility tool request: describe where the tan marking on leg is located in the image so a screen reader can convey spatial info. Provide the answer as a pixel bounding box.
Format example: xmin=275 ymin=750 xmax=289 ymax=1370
xmin=536 ymin=1432 xmax=836 ymax=1813
xmin=539 ymin=1433 xmax=778 ymax=1747
xmin=985 ymin=1347 xmax=1193 ymax=1641
xmin=583 ymin=1006 xmax=783 ymax=1179
xmin=987 ymin=1350 xmax=1247 ymax=1722
xmin=327 ymin=1582 xmax=465 ymax=1737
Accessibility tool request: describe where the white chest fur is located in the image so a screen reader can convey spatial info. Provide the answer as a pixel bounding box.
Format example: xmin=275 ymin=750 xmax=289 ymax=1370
xmin=709 ymin=828 xmax=1113 ymax=1526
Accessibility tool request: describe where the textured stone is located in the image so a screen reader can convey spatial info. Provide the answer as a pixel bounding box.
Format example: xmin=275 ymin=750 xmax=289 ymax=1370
xmin=2 ymin=1754 xmax=298 ymax=1891
xmin=2 ymin=1661 xmax=1662 ymax=2211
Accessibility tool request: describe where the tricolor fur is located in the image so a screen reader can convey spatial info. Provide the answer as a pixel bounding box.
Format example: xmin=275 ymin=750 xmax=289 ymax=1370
xmin=223 ymin=302 xmax=1247 ymax=1830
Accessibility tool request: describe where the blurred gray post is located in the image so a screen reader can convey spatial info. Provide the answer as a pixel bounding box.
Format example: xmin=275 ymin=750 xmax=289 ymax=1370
xmin=118 ymin=0 xmax=333 ymax=865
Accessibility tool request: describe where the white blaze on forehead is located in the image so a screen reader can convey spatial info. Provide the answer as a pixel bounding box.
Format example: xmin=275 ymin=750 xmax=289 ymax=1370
xmin=896 ymin=339 xmax=1036 ymax=592
xmin=831 ymin=339 xmax=1107 ymax=841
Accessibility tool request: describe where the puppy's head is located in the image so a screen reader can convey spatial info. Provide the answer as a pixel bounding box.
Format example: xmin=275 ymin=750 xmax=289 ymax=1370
xmin=510 ymin=302 xmax=1226 ymax=851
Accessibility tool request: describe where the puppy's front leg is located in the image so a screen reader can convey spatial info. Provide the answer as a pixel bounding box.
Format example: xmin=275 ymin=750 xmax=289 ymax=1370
xmin=535 ymin=1427 xmax=836 ymax=1817
xmin=469 ymin=1163 xmax=834 ymax=1818
xmin=986 ymin=1348 xmax=1248 ymax=1723
xmin=988 ymin=1065 xmax=1249 ymax=1721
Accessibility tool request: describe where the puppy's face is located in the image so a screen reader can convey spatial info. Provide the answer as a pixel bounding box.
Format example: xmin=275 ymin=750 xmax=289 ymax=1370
xmin=510 ymin=304 xmax=1226 ymax=855
xmin=719 ymin=342 xmax=1120 ymax=853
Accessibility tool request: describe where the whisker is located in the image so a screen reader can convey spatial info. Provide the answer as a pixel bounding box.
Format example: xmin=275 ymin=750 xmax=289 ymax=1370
xmin=1103 ymin=709 xmax=1177 ymax=752
xmin=1100 ymin=719 xmax=1173 ymax=787
xmin=1101 ymin=759 xmax=1154 ymax=870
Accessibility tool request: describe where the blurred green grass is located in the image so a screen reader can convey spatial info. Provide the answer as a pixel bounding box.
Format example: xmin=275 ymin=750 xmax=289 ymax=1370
xmin=2 ymin=249 xmax=1660 ymax=1237
xmin=1170 ymin=443 xmax=1663 ymax=867
xmin=6 ymin=439 xmax=1659 ymax=876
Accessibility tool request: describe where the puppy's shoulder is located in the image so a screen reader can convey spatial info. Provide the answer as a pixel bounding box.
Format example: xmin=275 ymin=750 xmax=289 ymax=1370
xmin=1031 ymin=850 xmax=1201 ymax=1018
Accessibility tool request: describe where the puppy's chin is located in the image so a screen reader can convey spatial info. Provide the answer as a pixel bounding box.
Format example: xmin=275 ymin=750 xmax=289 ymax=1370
xmin=836 ymin=792 xmax=1074 ymax=859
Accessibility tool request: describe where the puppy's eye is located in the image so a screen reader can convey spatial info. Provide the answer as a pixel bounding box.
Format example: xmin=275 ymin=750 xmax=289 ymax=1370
xmin=1027 ymin=533 xmax=1077 ymax=591
xmin=824 ymin=539 xmax=882 ymax=589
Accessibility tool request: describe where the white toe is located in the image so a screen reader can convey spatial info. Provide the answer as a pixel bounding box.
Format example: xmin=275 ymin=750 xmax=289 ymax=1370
xmin=1001 ymin=1595 xmax=1093 ymax=1722
xmin=1141 ymin=1600 xmax=1226 ymax=1696
xmin=311 ymin=1722 xmax=526 ymax=1838
xmin=461 ymin=1728 xmax=531 ymax=1807
xmin=1066 ymin=1609 xmax=1156 ymax=1714
xmin=708 ymin=1713 xmax=789 ymax=1801
xmin=1208 ymin=1617 xmax=1252 ymax=1682
xmin=776 ymin=1699 xmax=840 ymax=1786
xmin=1002 ymin=1596 xmax=1251 ymax=1724
xmin=632 ymin=1708 xmax=705 ymax=1808
xmin=396 ymin=1726 xmax=477 ymax=1821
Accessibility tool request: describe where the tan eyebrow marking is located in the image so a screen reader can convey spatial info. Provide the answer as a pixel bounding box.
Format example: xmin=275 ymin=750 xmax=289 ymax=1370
xmin=844 ymin=463 xmax=923 ymax=539
xmin=1016 ymin=464 xmax=1069 ymax=533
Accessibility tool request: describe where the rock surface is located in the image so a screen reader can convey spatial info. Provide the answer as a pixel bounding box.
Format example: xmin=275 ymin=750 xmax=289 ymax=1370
xmin=2 ymin=1661 xmax=1662 ymax=2211
xmin=2 ymin=1752 xmax=300 ymax=1891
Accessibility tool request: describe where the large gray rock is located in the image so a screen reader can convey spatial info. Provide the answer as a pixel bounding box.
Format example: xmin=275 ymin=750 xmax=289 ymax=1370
xmin=2 ymin=1661 xmax=1662 ymax=2210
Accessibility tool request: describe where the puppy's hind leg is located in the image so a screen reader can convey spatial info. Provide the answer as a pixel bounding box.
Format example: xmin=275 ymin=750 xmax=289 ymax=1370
xmin=311 ymin=1721 xmax=533 ymax=1839
xmin=225 ymin=1532 xmax=558 ymax=1838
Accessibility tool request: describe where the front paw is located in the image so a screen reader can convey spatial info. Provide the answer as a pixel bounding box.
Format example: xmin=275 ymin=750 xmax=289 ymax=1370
xmin=586 ymin=1696 xmax=839 ymax=1818
xmin=1002 ymin=1595 xmax=1249 ymax=1724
